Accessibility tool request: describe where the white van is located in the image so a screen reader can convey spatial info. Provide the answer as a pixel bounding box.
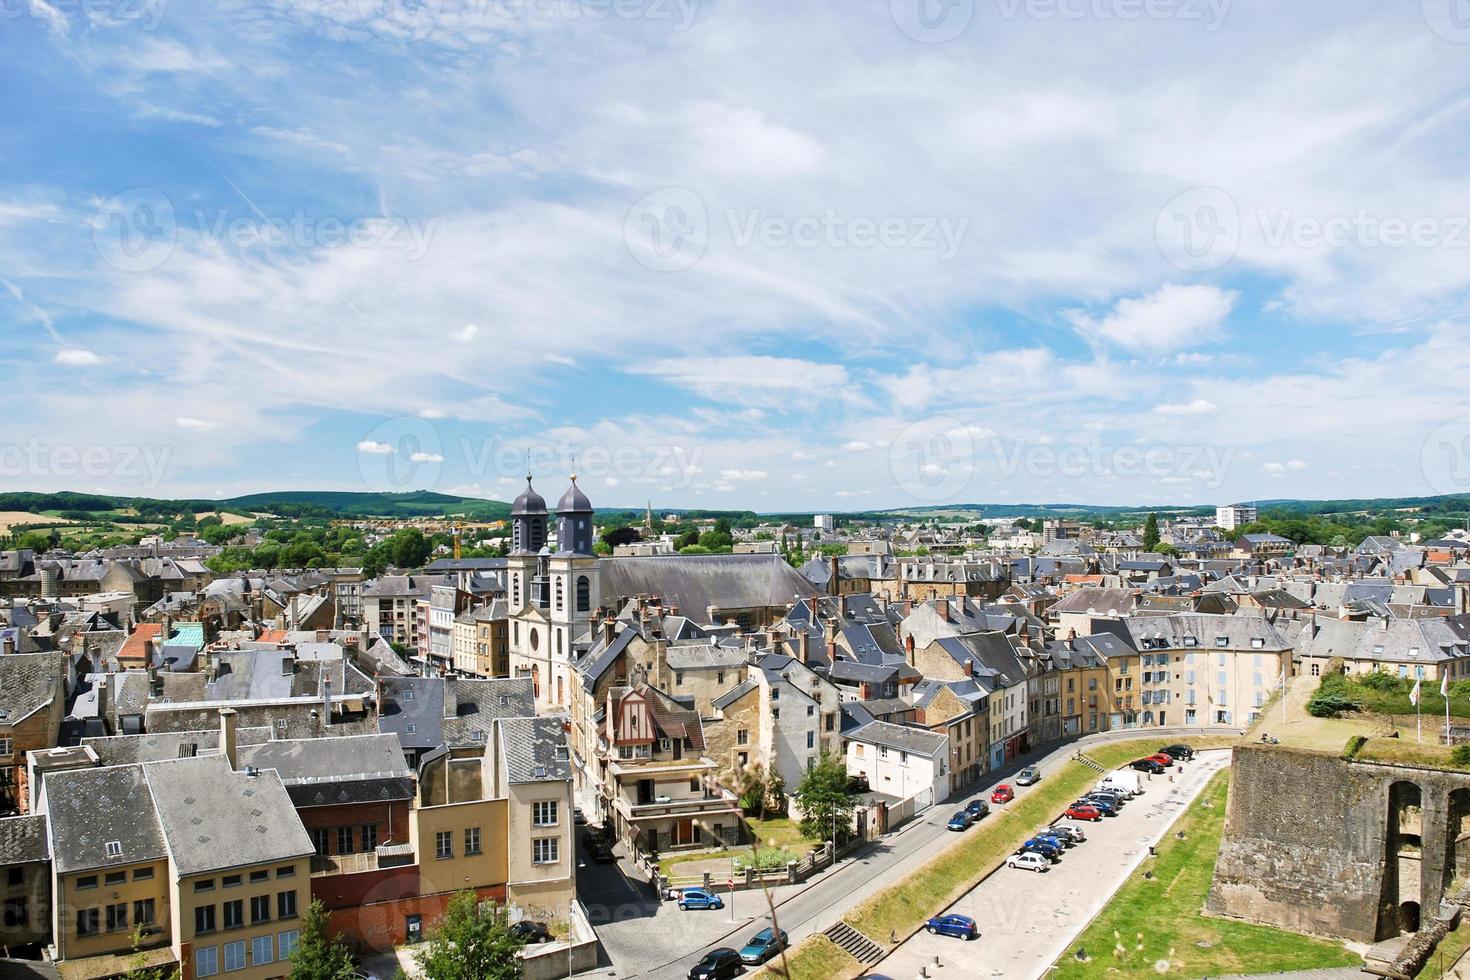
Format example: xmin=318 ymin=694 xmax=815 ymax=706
xmin=1099 ymin=770 xmax=1143 ymax=797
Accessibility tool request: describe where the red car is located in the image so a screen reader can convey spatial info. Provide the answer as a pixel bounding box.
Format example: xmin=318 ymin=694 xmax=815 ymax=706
xmin=1064 ymin=804 xmax=1103 ymax=822
xmin=991 ymin=784 xmax=1015 ymax=804
xmin=1149 ymin=753 xmax=1175 ymax=766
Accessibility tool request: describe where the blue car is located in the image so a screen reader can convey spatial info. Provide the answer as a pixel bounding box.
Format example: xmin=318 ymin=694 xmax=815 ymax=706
xmin=1033 ymin=832 xmax=1070 ymax=850
xmin=966 ymin=799 xmax=991 ymax=820
xmin=924 ymin=914 xmax=978 ymax=940
xmin=739 ymin=927 xmax=789 ymax=964
xmin=1079 ymin=796 xmax=1118 ymax=816
xmin=947 ymin=810 xmax=973 ymax=831
xmin=677 ymin=887 xmax=725 ymax=911
xmin=1020 ymin=838 xmax=1061 ymax=859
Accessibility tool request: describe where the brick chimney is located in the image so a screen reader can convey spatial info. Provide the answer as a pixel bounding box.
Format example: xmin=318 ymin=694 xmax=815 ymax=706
xmin=935 ymin=597 xmax=949 ymax=622
xmin=829 ymin=555 xmax=840 ymax=597
xmin=905 ymin=633 xmax=915 ymax=664
xmin=798 ymin=630 xmax=810 ymax=665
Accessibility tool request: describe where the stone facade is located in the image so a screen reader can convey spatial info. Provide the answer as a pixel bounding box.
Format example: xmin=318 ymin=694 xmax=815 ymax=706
xmin=1209 ymin=745 xmax=1470 ymax=942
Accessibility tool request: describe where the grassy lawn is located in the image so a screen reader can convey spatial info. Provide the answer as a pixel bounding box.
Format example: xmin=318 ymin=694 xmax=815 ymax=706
xmin=1358 ymin=737 xmax=1470 ymax=771
xmin=1053 ymin=770 xmax=1360 ymax=979
xmin=761 ymin=936 xmax=857 ymax=980
xmin=660 ymin=816 xmax=809 ymax=876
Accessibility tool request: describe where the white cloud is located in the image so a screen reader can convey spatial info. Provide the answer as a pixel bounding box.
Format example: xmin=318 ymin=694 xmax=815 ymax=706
xmin=55 ymin=349 xmax=102 ymax=366
xmin=452 ymin=323 xmax=479 ymax=343
xmin=409 ymin=451 xmax=443 ymax=463
xmin=1261 ymin=459 xmax=1309 ymax=475
xmin=719 ymin=468 xmax=768 ymax=481
xmin=176 ymin=416 xmax=218 ymax=431
xmin=633 ymin=357 xmax=850 ymax=407
xmin=1067 ymin=285 xmax=1236 ymax=353
xmin=1156 ymin=398 xmax=1218 ymax=416
xmin=357 ymin=440 xmax=394 ymax=455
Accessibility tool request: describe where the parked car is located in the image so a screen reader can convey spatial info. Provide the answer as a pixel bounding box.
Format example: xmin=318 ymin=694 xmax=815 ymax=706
xmin=1130 ymin=758 xmax=1166 ymax=774
xmin=1080 ymin=794 xmax=1119 ymax=815
xmin=1020 ymin=837 xmax=1061 ymax=859
xmin=924 ymin=914 xmax=979 ymax=940
xmin=1015 ymin=766 xmax=1042 ymax=786
xmin=688 ymin=948 xmax=744 ymax=980
xmin=739 ymin=927 xmax=789 ymax=965
xmin=1006 ymin=851 xmax=1052 ymax=872
xmin=1149 ymin=752 xmax=1175 ymax=766
xmin=509 ymin=921 xmax=553 ymax=944
xmin=1088 ymin=789 xmax=1124 ymax=808
xmin=588 ymin=837 xmax=617 ymax=863
xmin=678 ymin=888 xmax=725 ymax=911
xmin=1100 ymin=771 xmax=1143 ymax=797
xmin=1064 ymin=804 xmax=1103 ymax=822
xmin=991 ymin=784 xmax=1015 ymax=804
xmin=1051 ymin=823 xmax=1087 ymax=843
xmin=1160 ymin=744 xmax=1195 ymax=760
xmin=966 ymin=799 xmax=991 ymax=820
xmin=947 ymin=810 xmax=973 ymax=831
xmin=1033 ymin=831 xmax=1070 ymax=849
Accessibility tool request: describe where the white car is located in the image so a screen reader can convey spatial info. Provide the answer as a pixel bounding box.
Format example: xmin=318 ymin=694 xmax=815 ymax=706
xmin=1006 ymin=852 xmax=1051 ymax=872
xmin=1051 ymin=823 xmax=1087 ymax=844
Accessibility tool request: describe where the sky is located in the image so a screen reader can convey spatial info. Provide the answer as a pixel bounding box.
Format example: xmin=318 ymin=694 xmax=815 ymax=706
xmin=3 ymin=0 xmax=1470 ymax=512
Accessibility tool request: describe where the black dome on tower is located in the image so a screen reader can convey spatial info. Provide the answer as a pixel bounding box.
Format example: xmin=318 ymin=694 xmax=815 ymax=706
xmin=556 ymin=475 xmax=592 ymax=514
xmin=511 ymin=476 xmax=548 ymax=516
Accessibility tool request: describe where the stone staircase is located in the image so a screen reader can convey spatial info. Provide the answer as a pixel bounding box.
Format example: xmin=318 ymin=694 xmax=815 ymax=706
xmin=1074 ymin=752 xmax=1106 ymax=772
xmin=824 ymin=921 xmax=885 ymax=964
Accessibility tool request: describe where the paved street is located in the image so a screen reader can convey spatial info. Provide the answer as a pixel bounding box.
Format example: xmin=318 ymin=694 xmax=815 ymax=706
xmin=873 ymin=749 xmax=1231 ymax=980
xmin=577 ymin=727 xmax=1237 ymax=980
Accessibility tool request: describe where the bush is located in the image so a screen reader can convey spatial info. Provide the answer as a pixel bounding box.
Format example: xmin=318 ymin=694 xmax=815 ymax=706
xmin=1307 ymin=673 xmax=1361 ymax=718
xmin=1357 ymin=671 xmax=1402 ymax=692
xmin=1452 ymin=745 xmax=1470 ymax=766
xmin=1343 ymin=735 xmax=1368 ymax=759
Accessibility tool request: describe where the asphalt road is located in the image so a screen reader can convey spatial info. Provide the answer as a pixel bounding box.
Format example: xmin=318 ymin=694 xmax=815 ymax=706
xmin=580 ymin=726 xmax=1239 ymax=980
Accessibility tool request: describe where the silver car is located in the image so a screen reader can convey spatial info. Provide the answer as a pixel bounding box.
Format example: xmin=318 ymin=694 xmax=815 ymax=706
xmin=1016 ymin=766 xmax=1041 ymax=786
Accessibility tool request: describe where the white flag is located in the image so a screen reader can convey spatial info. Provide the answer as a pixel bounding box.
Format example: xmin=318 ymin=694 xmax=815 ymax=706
xmin=1444 ymin=673 xmax=1451 ymax=699
xmin=1411 ymin=678 xmax=1422 ymax=707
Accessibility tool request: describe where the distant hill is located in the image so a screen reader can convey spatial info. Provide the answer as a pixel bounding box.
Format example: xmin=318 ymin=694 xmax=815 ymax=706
xmin=0 ymin=490 xmax=511 ymax=521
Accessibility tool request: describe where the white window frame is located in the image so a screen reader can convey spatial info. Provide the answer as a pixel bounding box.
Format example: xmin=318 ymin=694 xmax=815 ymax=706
xmin=532 ymin=837 xmax=559 ymax=864
xmin=532 ymin=801 xmax=558 ymax=827
xmin=195 ymin=946 xmax=220 ymax=977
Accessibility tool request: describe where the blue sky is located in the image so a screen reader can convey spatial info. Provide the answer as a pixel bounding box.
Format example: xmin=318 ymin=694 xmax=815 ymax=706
xmin=4 ymin=0 xmax=1470 ymax=511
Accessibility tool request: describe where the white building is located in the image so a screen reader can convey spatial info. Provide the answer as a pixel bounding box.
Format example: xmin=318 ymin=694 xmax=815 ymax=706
xmin=845 ymin=720 xmax=948 ymax=812
xmin=813 ymin=514 xmax=836 ymax=533
xmin=1215 ymin=503 xmax=1258 ymax=531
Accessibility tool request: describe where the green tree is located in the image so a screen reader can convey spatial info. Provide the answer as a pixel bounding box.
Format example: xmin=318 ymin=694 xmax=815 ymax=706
xmin=414 ymin=891 xmax=526 ymax=980
xmin=793 ymin=753 xmax=855 ymax=845
xmin=1142 ymin=513 xmax=1160 ymax=551
xmin=676 ymin=528 xmax=701 ymax=549
xmin=1151 ymin=542 xmax=1178 ymax=557
xmin=287 ymin=900 xmax=359 ymax=980
xmin=390 ymin=528 xmax=432 ymax=569
xmin=117 ymin=926 xmax=181 ymax=979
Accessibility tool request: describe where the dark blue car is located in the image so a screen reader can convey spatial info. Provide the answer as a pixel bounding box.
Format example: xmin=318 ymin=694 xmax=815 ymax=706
xmin=947 ymin=810 xmax=973 ymax=831
xmin=1033 ymin=831 xmax=1070 ymax=850
xmin=1020 ymin=838 xmax=1061 ymax=859
xmin=924 ymin=914 xmax=978 ymax=940
xmin=966 ymin=799 xmax=991 ymax=820
xmin=1080 ymin=795 xmax=1118 ymax=816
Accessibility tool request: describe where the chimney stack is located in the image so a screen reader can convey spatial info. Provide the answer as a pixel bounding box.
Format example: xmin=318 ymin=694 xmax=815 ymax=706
xmin=798 ymin=630 xmax=810 ymax=665
xmin=1 ymin=636 xmax=12 ymax=657
xmin=936 ymin=597 xmax=949 ymax=622
xmin=829 ymin=556 xmax=840 ymax=597
xmin=219 ymin=707 xmax=238 ymax=770
xmin=322 ymin=676 xmax=333 ymax=727
xmin=602 ymin=616 xmax=617 ymax=647
xmin=905 ymin=633 xmax=915 ymax=664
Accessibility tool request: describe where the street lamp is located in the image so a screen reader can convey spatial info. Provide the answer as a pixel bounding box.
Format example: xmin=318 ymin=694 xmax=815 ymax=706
xmin=567 ymin=899 xmax=577 ymax=978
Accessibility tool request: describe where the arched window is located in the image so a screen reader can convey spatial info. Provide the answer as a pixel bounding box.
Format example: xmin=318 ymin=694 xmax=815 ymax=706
xmin=531 ymin=666 xmax=540 ymax=698
xmin=576 ymin=576 xmax=591 ymax=612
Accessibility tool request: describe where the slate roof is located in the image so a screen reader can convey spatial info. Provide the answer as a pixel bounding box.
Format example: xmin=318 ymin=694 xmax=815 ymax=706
xmin=144 ymin=755 xmax=314 ymax=876
xmin=599 ymin=554 xmax=820 ymax=622
xmin=82 ymin=730 xmax=220 ymax=766
xmin=847 ymin=720 xmax=947 ymax=756
xmin=499 ymin=716 xmax=572 ymax=783
xmin=239 ymin=733 xmax=414 ymax=807
xmin=0 ymin=816 xmax=47 ymax=864
xmin=712 ymin=679 xmax=758 ymax=711
xmin=45 ymin=764 xmax=167 ymax=873
xmin=665 ymin=641 xmax=748 ymax=671
xmin=0 ymin=652 xmax=61 ymax=725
